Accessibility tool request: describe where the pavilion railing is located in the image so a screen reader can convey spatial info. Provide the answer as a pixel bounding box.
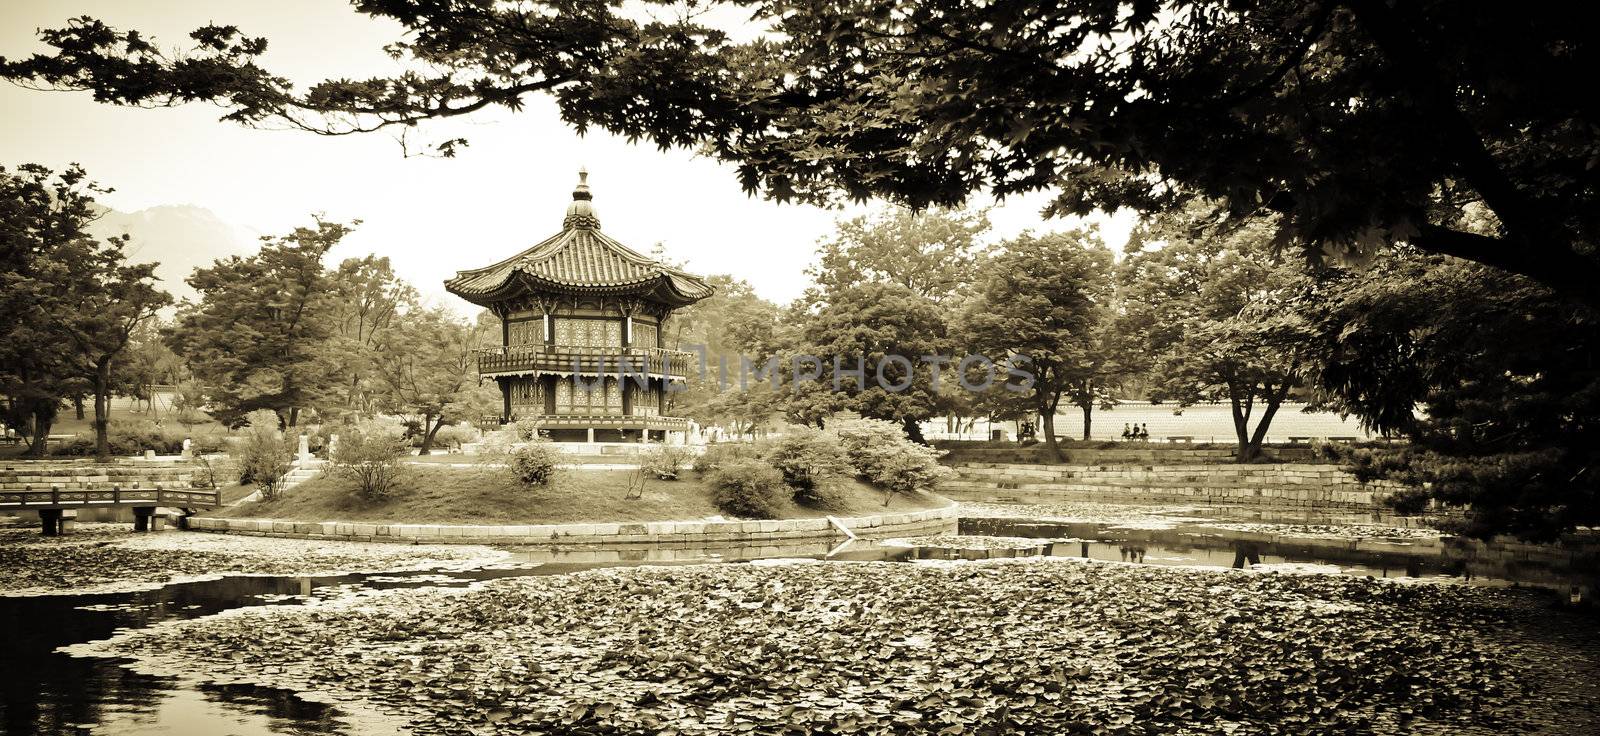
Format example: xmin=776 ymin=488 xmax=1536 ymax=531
xmin=476 ymin=345 xmax=696 ymax=378
xmin=506 ymin=414 xmax=693 ymax=431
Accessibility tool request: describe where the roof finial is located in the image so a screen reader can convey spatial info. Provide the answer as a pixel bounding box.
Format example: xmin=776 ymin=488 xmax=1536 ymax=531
xmin=573 ymin=167 xmax=592 ymax=201
xmin=564 ymin=168 xmax=600 ymax=228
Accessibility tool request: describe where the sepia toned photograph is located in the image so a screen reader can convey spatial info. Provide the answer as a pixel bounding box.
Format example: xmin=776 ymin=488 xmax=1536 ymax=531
xmin=1 ymin=1 xmax=1595 ymax=734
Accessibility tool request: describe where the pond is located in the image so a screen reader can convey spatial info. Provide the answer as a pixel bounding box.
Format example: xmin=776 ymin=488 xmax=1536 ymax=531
xmin=2 ymin=512 xmax=1595 ymax=736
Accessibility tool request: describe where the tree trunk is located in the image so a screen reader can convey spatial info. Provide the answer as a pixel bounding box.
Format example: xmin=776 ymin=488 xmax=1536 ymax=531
xmin=1244 ymin=382 xmax=1291 ymax=463
xmin=288 ymin=406 xmax=300 ymax=428
xmin=73 ymin=396 xmax=85 ymax=420
xmin=26 ymin=409 xmax=52 ymax=458
xmin=902 ymin=417 xmax=927 ymax=444
xmin=93 ymin=359 xmax=112 ymax=461
xmin=1229 ymin=387 xmax=1258 ymax=463
xmin=418 ymin=414 xmax=442 ymax=455
xmin=1080 ymin=402 xmax=1093 ymax=441
xmin=1036 ymin=408 xmax=1062 ymax=460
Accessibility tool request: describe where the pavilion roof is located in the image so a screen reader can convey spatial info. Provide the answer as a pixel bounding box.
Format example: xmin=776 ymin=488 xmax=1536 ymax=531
xmin=444 ymin=171 xmax=714 ymax=308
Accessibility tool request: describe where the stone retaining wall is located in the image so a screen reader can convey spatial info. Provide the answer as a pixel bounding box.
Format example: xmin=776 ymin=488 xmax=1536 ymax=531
xmin=0 ymin=461 xmax=194 ymax=491
xmin=942 ymin=462 xmax=1406 ymax=509
xmin=188 ymin=502 xmax=958 ymax=546
xmin=937 ymin=446 xmax=1319 ymax=466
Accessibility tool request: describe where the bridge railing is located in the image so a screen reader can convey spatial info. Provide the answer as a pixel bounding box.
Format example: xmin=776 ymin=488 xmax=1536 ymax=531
xmin=0 ymin=486 xmax=221 ymax=510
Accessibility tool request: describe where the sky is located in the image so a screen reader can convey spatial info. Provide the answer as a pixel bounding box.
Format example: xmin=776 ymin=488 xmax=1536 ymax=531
xmin=0 ymin=0 xmax=1135 ymax=312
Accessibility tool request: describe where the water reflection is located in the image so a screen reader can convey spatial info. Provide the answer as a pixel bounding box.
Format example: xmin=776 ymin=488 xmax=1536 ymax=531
xmin=1230 ymin=541 xmax=1261 ymax=569
xmin=0 ymin=563 xmax=663 ymax=736
xmin=959 ymin=517 xmax=1598 ymax=602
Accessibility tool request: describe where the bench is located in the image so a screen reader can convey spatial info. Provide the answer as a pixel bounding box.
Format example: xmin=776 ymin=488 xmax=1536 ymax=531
xmin=0 ymin=436 xmax=21 ymax=446
xmin=1328 ymin=436 xmax=1360 ymax=444
xmin=1286 ymin=436 xmax=1313 ymax=444
xmin=1165 ymin=435 xmax=1195 ymax=443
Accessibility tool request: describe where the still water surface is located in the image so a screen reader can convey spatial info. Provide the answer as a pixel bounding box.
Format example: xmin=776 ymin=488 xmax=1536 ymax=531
xmin=2 ymin=515 xmax=1594 ymax=736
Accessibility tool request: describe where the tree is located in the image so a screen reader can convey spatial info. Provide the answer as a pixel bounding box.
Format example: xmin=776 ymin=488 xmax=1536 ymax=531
xmin=804 ymin=209 xmax=989 ymax=305
xmin=54 ymin=247 xmax=171 ymax=459
xmin=167 ymin=218 xmax=350 ymax=427
xmin=371 ymin=308 xmax=485 ymax=455
xmin=662 ymin=274 xmax=782 ymax=420
xmin=0 ymin=163 xmax=169 ymax=458
xmin=124 ymin=319 xmax=183 ymax=416
xmin=1121 ymin=203 xmax=1315 ymax=461
xmin=5 ymin=4 xmax=1597 ymax=306
xmin=800 ymin=282 xmax=956 ymax=442
xmin=325 ymin=255 xmax=417 ymax=418
xmin=1307 ymin=250 xmax=1600 ymax=539
xmin=961 ymin=230 xmax=1115 ymax=458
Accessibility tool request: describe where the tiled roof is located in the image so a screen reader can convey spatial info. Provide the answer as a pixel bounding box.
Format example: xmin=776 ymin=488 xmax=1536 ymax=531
xmin=445 ymin=172 xmax=714 ymax=307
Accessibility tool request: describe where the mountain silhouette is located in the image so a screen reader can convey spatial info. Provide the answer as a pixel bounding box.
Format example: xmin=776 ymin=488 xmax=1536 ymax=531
xmin=86 ymin=205 xmax=259 ymax=303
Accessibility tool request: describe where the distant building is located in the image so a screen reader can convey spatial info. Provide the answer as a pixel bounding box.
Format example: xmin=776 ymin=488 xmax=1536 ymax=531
xmin=444 ymin=171 xmax=713 ymax=443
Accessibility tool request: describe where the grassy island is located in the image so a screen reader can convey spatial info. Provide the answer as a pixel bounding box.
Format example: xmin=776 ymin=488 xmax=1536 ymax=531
xmin=218 ymin=465 xmax=947 ymax=525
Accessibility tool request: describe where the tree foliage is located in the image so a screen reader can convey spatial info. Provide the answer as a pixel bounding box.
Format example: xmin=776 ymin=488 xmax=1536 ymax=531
xmin=370 ymin=307 xmax=485 ymax=455
xmin=5 ymin=3 xmax=1597 ymax=305
xmin=805 ymin=209 xmax=989 ymax=304
xmin=801 ymin=282 xmax=956 ymax=442
xmin=167 ymin=218 xmax=352 ymax=427
xmin=325 ymin=255 xmax=417 ymax=418
xmin=1308 ymin=251 xmax=1599 ymax=539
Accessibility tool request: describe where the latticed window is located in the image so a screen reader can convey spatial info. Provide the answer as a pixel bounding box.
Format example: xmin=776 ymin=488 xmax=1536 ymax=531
xmin=557 ymin=376 xmax=621 ymax=414
xmin=507 ymin=319 xmax=542 ymax=346
xmin=632 ymin=321 xmax=658 ymax=348
xmin=553 ymin=318 xmax=622 ymax=348
xmin=509 ymin=377 xmax=541 ymax=408
xmin=631 ymin=384 xmax=660 ymax=416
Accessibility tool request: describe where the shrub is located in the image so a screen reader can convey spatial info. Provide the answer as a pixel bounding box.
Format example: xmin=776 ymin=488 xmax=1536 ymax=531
xmin=305 ymin=424 xmax=334 ymax=457
xmin=509 ymin=440 xmax=561 ymax=486
xmin=399 ymin=418 xmax=425 ymax=447
xmin=838 ymin=419 xmax=955 ymax=500
xmin=693 ymin=442 xmax=760 ymax=473
xmin=642 ymin=442 xmax=696 ymax=480
xmin=433 ymin=423 xmax=480 ymax=452
xmin=189 ymin=428 xmax=232 ymax=454
xmin=706 ymin=458 xmax=787 ymax=519
xmin=52 ymin=436 xmax=97 ymax=456
xmin=330 ymin=423 xmax=411 ymax=502
xmin=110 ymin=421 xmax=184 ymax=454
xmin=762 ymin=427 xmax=853 ymax=508
xmin=54 ymin=420 xmax=187 ymax=456
xmin=190 ymin=453 xmax=238 ymax=489
xmin=510 ymin=418 xmax=547 ymax=442
xmin=238 ymin=410 xmax=294 ymax=501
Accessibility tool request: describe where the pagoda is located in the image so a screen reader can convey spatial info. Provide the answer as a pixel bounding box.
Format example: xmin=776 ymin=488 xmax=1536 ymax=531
xmin=445 ymin=171 xmax=713 ymax=443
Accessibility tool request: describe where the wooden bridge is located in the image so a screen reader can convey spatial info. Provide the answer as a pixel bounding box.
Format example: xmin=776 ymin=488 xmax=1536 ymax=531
xmin=0 ymin=486 xmax=221 ymax=535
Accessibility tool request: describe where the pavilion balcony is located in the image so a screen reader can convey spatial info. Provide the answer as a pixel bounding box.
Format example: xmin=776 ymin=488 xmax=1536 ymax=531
xmin=476 ymin=345 xmax=697 ymax=379
xmin=507 ymin=414 xmax=693 ymax=432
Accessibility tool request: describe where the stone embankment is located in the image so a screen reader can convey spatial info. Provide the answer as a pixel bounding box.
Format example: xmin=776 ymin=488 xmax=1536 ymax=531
xmin=941 ymin=462 xmax=1406 ymax=510
xmin=936 ymin=445 xmax=1321 ymax=465
xmin=0 ymin=460 xmax=194 ymax=491
xmin=188 ymin=502 xmax=958 ymax=546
